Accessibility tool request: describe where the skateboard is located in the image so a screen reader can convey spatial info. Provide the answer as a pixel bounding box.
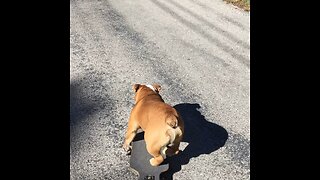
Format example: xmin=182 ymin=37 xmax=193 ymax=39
xmin=129 ymin=130 xmax=169 ymax=180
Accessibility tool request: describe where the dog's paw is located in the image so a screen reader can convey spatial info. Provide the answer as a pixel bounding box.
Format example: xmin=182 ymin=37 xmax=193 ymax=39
xmin=122 ymin=143 xmax=132 ymax=155
xmin=149 ymin=158 xmax=159 ymax=166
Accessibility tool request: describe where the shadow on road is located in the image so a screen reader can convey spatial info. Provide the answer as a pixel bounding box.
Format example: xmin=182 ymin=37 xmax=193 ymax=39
xmin=70 ymin=80 xmax=98 ymax=128
xmin=161 ymin=103 xmax=229 ymax=179
xmin=70 ymin=78 xmax=112 ymax=145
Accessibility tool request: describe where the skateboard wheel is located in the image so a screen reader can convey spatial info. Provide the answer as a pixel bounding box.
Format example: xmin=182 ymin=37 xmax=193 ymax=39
xmin=144 ymin=175 xmax=155 ymax=180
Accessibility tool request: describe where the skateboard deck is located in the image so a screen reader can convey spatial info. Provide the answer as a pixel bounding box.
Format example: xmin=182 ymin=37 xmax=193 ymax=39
xmin=129 ymin=130 xmax=169 ymax=180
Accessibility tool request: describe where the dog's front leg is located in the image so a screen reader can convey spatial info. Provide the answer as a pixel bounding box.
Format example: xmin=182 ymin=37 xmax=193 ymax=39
xmin=123 ymin=118 xmax=140 ymax=154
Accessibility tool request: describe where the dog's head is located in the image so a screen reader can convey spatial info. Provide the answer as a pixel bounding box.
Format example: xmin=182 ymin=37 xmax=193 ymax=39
xmin=132 ymin=83 xmax=162 ymax=103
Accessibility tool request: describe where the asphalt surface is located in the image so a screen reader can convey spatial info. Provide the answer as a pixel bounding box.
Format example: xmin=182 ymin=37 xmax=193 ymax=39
xmin=70 ymin=0 xmax=250 ymax=179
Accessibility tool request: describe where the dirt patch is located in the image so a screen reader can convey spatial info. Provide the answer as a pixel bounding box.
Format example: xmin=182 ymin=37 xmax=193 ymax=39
xmin=224 ymin=0 xmax=250 ymax=11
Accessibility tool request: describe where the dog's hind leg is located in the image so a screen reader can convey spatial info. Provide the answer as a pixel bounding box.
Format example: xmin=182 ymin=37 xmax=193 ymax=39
xmin=146 ymin=144 xmax=165 ymax=166
xmin=146 ymin=132 xmax=173 ymax=166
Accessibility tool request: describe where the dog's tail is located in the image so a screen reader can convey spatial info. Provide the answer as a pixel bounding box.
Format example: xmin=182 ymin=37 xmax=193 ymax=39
xmin=165 ymin=123 xmax=183 ymax=146
xmin=165 ymin=114 xmax=178 ymax=128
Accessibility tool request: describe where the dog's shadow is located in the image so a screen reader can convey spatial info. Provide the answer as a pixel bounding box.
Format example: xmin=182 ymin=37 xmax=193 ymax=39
xmin=161 ymin=103 xmax=229 ymax=179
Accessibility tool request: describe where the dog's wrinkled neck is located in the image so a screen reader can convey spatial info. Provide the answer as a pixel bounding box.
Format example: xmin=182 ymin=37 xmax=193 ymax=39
xmin=135 ymin=93 xmax=159 ymax=104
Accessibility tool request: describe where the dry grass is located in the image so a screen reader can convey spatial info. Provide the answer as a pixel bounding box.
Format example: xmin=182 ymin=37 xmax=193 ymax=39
xmin=224 ymin=0 xmax=250 ymax=11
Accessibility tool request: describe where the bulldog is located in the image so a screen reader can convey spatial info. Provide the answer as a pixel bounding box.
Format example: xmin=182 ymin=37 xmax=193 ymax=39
xmin=123 ymin=83 xmax=184 ymax=166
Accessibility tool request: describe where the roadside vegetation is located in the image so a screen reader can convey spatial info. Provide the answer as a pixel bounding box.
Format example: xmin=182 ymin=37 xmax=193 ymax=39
xmin=224 ymin=0 xmax=250 ymax=11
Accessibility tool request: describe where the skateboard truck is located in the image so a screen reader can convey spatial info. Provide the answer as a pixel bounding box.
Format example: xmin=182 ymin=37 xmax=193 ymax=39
xmin=129 ymin=130 xmax=169 ymax=180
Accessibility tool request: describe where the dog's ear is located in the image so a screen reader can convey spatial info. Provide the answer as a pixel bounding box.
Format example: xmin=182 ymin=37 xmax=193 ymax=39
xmin=132 ymin=84 xmax=141 ymax=92
xmin=152 ymin=83 xmax=161 ymax=93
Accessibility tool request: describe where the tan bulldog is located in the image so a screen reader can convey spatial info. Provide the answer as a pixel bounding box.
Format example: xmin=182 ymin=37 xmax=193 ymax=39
xmin=123 ymin=83 xmax=184 ymax=166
